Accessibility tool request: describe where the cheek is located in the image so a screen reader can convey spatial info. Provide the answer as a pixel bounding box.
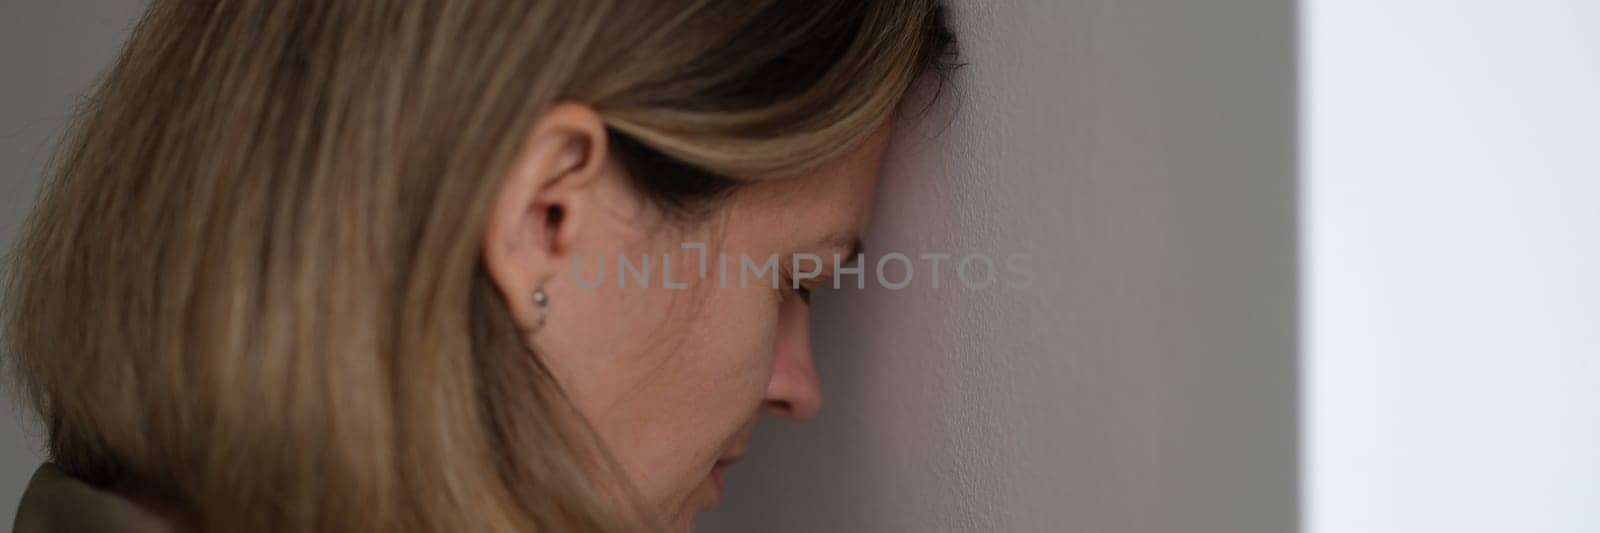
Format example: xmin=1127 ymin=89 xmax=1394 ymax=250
xmin=603 ymin=270 xmax=784 ymax=509
xmin=685 ymin=281 xmax=781 ymax=397
xmin=635 ymin=251 xmax=783 ymax=409
xmin=654 ymin=281 xmax=780 ymax=445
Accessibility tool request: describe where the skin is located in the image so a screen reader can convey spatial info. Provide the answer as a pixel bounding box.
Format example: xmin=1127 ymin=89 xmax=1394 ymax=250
xmin=482 ymin=103 xmax=890 ymax=531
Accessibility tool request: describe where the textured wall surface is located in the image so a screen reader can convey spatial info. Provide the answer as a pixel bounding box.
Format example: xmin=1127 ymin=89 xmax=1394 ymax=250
xmin=701 ymin=1 xmax=1298 ymax=531
xmin=1 ymin=1 xmax=148 ymax=526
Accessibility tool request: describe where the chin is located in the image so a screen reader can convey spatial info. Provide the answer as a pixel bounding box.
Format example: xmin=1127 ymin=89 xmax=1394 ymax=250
xmin=668 ymin=478 xmax=721 ymax=531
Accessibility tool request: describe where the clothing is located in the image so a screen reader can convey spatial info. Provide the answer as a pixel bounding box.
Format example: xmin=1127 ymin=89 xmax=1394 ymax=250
xmin=13 ymin=464 xmax=175 ymax=533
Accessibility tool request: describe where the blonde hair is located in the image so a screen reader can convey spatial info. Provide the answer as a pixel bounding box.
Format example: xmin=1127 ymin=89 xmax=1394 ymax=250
xmin=3 ymin=1 xmax=953 ymax=531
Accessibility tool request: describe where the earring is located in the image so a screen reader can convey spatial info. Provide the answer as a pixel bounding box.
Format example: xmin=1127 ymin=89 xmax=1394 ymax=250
xmin=532 ymin=288 xmax=550 ymax=331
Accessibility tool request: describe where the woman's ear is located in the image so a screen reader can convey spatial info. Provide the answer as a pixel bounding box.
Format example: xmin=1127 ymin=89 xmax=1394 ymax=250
xmin=482 ymin=102 xmax=609 ymax=333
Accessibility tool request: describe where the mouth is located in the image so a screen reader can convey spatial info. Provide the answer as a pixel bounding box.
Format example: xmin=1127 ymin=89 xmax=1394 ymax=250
xmin=709 ymin=452 xmax=744 ymax=502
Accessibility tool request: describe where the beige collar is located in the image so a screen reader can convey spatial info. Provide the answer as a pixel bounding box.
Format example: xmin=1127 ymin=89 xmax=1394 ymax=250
xmin=13 ymin=464 xmax=177 ymax=533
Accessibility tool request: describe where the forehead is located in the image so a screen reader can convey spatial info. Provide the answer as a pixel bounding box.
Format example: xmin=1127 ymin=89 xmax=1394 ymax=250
xmin=725 ymin=124 xmax=894 ymax=245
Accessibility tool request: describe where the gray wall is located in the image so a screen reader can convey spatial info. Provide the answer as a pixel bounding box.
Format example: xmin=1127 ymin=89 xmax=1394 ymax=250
xmin=1 ymin=1 xmax=148 ymax=526
xmin=1 ymin=1 xmax=1300 ymax=531
xmin=701 ymin=1 xmax=1298 ymax=532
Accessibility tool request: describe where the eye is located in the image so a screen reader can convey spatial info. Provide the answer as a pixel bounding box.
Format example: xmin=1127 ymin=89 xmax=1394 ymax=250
xmin=793 ymin=284 xmax=813 ymax=305
xmin=780 ymin=268 xmax=816 ymax=306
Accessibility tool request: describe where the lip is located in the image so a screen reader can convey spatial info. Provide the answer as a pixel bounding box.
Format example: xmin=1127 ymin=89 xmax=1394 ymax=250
xmin=708 ymin=453 xmax=744 ymax=504
xmin=715 ymin=451 xmax=745 ymax=471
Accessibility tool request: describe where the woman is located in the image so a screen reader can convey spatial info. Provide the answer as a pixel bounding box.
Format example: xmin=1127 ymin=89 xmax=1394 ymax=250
xmin=3 ymin=1 xmax=954 ymax=532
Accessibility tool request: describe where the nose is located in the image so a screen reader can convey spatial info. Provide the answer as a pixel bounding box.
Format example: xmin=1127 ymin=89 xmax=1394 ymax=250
xmin=762 ymin=298 xmax=821 ymax=421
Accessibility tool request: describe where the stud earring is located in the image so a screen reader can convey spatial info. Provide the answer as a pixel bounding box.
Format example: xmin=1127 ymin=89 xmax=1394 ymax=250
xmin=532 ymin=288 xmax=550 ymax=331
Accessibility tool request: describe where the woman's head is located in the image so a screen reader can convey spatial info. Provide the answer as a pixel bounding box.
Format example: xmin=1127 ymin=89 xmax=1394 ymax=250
xmin=491 ymin=108 xmax=900 ymax=529
xmin=3 ymin=1 xmax=953 ymax=531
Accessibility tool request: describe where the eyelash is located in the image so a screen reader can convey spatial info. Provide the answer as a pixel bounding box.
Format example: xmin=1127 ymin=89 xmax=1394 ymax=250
xmin=794 ymin=284 xmax=813 ymax=305
xmin=779 ymin=272 xmax=815 ymax=305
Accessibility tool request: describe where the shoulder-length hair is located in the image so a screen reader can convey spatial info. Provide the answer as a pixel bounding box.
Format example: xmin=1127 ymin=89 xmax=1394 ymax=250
xmin=3 ymin=1 xmax=953 ymax=531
